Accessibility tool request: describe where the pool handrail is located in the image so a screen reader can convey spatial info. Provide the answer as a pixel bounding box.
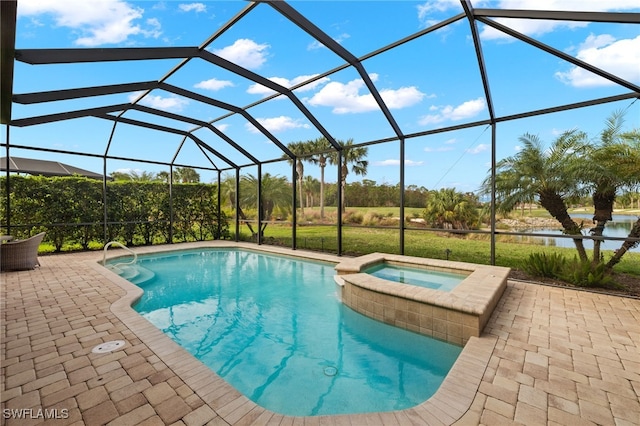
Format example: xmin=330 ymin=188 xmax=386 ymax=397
xmin=103 ymin=241 xmax=137 ymax=267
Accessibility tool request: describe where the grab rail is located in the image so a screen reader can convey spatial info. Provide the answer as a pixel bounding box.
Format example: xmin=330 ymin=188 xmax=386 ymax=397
xmin=103 ymin=241 xmax=137 ymax=267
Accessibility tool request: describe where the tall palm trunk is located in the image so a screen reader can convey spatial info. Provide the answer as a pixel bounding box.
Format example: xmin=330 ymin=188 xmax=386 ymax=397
xmin=539 ymin=190 xmax=589 ymax=262
xmin=340 ymin=163 xmax=348 ymax=215
xmin=606 ymin=218 xmax=640 ymax=268
xmin=319 ymin=155 xmax=326 ymax=219
xmin=591 ymin=189 xmax=615 ymax=263
xmin=296 ymin=159 xmax=304 ymax=215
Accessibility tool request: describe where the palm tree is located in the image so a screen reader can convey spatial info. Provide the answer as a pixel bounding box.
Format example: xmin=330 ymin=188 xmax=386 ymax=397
xmin=579 ymin=112 xmax=640 ymax=264
xmin=302 ymin=175 xmax=320 ymax=208
xmin=329 ymin=139 xmax=368 ymax=215
xmin=220 ymin=173 xmax=236 ymax=210
xmin=423 ymin=188 xmax=479 ymax=229
xmin=110 ymin=170 xmax=157 ymax=181
xmin=285 ymin=142 xmax=306 ymax=214
xmin=156 ymin=168 xmax=200 ymax=184
xmin=239 ymin=173 xmax=291 ymax=237
xmin=220 ymin=173 xmax=257 ymax=236
xmin=157 ymin=171 xmax=170 ymax=183
xmin=307 ymin=137 xmax=334 ymax=219
xmin=617 ymin=191 xmax=634 ymax=209
xmin=483 ymin=129 xmax=590 ymax=261
xmin=174 ymin=167 xmax=200 ymax=183
xmin=285 ymin=138 xmax=335 ymax=218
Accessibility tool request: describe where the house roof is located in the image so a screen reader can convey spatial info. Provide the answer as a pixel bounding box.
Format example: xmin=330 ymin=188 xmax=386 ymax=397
xmin=0 ymin=156 xmax=108 ymax=180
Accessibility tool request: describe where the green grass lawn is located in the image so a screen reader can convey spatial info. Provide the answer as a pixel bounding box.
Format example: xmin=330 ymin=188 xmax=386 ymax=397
xmin=255 ymin=223 xmax=640 ymax=276
xmin=299 ymin=205 xmax=640 ymax=219
xmin=43 ymin=206 xmax=638 ymax=279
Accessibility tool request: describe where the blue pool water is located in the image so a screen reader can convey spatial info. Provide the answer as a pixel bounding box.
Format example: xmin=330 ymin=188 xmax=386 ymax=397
xmin=110 ymin=249 xmax=462 ymax=416
xmin=365 ymin=263 xmax=466 ymax=291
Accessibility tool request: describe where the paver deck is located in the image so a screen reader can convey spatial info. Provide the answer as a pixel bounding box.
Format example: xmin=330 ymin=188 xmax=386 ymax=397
xmin=2 ymin=242 xmax=639 ymax=425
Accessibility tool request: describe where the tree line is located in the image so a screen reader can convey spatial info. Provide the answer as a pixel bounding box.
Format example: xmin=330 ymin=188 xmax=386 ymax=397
xmin=2 ymin=111 xmax=637 ymax=268
xmin=110 ymin=166 xmax=201 ymax=183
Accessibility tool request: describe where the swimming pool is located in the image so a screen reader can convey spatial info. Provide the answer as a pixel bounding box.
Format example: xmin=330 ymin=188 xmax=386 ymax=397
xmin=110 ymin=248 xmax=462 ymax=416
xmin=364 ymin=262 xmax=466 ymax=291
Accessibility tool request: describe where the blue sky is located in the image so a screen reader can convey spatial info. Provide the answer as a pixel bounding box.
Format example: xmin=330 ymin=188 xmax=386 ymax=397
xmin=5 ymin=0 xmax=640 ymax=193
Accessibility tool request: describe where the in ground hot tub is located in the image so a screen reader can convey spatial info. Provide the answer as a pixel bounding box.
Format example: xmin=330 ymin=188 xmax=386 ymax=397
xmin=364 ymin=262 xmax=467 ymax=291
xmin=335 ymin=253 xmax=509 ymax=345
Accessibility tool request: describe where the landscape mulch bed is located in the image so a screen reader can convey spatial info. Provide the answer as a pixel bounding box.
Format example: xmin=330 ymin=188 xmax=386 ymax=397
xmin=509 ymin=269 xmax=640 ymax=299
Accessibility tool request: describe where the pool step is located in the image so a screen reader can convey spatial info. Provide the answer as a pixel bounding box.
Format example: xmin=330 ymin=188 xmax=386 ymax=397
xmin=111 ymin=264 xmax=155 ymax=285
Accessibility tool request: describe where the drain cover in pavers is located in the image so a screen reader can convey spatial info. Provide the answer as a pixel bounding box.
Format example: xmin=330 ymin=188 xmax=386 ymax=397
xmin=92 ymin=340 xmax=126 ymax=353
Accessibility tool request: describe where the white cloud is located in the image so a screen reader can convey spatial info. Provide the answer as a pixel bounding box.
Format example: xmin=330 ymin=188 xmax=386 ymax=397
xmin=418 ymin=0 xmax=640 ymax=37
xmin=212 ymin=39 xmax=270 ymax=70
xmin=417 ymin=0 xmax=461 ymax=26
xmin=246 ymin=84 xmax=275 ymax=97
xmin=18 ymin=0 xmax=160 ymax=46
xmin=247 ymin=75 xmax=330 ymax=97
xmin=480 ymin=18 xmax=586 ymax=41
xmin=179 ymin=3 xmax=206 ymax=13
xmin=307 ymin=40 xmax=324 ymax=51
xmin=478 ymin=0 xmax=640 ymax=40
xmin=380 ymin=87 xmax=428 ymax=109
xmin=466 ymin=144 xmax=489 ymax=154
xmin=307 ymin=74 xmax=426 ymax=114
xmin=293 ymin=76 xmax=332 ymax=92
xmin=143 ymin=18 xmax=162 ymax=39
xmin=128 ymin=92 xmax=189 ymax=112
xmin=194 ymin=78 xmax=234 ymax=91
xmin=419 ymin=98 xmax=486 ymax=125
xmin=373 ymin=159 xmax=424 ymax=166
xmin=307 ymin=33 xmax=350 ymax=50
xmin=245 ymin=116 xmax=311 ymax=134
xmin=307 ymin=78 xmax=373 ymax=113
xmin=555 ymin=34 xmax=640 ymax=87
xmin=214 ymin=123 xmax=229 ymax=132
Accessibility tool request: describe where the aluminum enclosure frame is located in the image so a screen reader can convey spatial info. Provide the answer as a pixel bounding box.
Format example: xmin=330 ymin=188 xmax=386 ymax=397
xmin=1 ymin=0 xmax=639 ymax=258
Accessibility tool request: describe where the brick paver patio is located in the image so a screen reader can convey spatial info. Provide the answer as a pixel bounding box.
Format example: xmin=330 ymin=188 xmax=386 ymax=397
xmin=2 ymin=244 xmax=639 ymax=425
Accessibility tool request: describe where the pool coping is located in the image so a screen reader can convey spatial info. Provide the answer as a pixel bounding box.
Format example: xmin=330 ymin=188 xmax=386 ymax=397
xmin=92 ymin=241 xmax=499 ymax=424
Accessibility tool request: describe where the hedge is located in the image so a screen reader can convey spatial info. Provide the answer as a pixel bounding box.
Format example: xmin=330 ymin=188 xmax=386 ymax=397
xmin=0 ymin=175 xmax=229 ymax=251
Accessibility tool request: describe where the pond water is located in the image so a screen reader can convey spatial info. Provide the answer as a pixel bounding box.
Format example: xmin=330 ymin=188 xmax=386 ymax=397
xmin=518 ymin=214 xmax=638 ymax=253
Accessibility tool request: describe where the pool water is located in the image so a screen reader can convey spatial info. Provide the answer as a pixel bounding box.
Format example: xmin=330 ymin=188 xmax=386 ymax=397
xmin=112 ymin=248 xmax=462 ymax=416
xmin=365 ymin=263 xmax=466 ymax=291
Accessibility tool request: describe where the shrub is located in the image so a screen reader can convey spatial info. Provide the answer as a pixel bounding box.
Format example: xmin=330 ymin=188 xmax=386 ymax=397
xmin=361 ymin=211 xmax=398 ymax=226
xmin=300 ymin=211 xmax=321 ymax=223
xmin=523 ymin=252 xmax=620 ymax=289
xmin=559 ymin=258 xmax=618 ymax=289
xmin=521 ymin=252 xmax=567 ymax=278
xmin=88 ymin=241 xmax=104 ymax=250
xmin=343 ymin=210 xmax=364 ymax=224
xmin=362 ymin=211 xmax=383 ymax=226
xmin=378 ymin=217 xmax=399 ymax=227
